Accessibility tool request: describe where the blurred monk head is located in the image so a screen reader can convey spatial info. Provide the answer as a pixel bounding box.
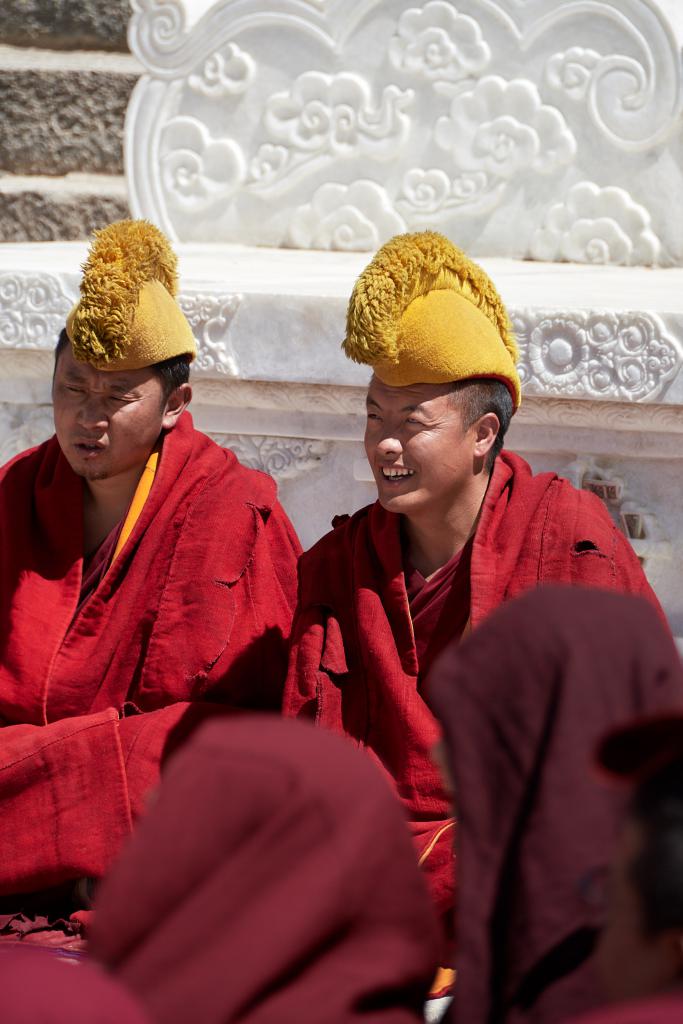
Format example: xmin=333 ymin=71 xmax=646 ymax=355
xmin=596 ymin=727 xmax=683 ymax=1003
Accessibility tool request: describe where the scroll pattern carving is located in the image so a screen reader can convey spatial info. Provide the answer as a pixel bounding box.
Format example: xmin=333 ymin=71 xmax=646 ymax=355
xmin=213 ymin=434 xmax=330 ymax=481
xmin=127 ymin=0 xmax=683 ymax=264
xmin=0 ymin=273 xmax=74 ymax=349
xmin=178 ymin=292 xmax=242 ymax=376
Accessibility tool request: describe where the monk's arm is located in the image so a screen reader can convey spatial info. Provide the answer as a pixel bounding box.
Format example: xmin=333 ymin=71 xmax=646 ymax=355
xmin=0 ymin=702 xmax=220 ymax=896
xmin=207 ymin=500 xmax=302 ymax=710
xmin=0 ymin=709 xmax=131 ymax=896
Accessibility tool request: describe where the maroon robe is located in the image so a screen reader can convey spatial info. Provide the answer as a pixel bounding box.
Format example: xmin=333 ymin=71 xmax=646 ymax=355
xmin=0 ymin=948 xmax=149 ymax=1022
xmin=406 ymin=538 xmax=472 ymax=681
xmin=90 ymin=716 xmax=440 ymax=1024
xmin=428 ymin=586 xmax=683 ymax=1024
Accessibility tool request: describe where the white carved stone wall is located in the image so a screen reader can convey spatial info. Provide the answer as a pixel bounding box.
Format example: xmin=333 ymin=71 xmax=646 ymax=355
xmin=126 ymin=0 xmax=683 ymax=264
xmin=1 ymin=245 xmax=682 ymax=637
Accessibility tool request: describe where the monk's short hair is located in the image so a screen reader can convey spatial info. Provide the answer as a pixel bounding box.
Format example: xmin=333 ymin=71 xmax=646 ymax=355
xmin=54 ymin=328 xmax=191 ymax=400
xmin=629 ymin=756 xmax=683 ymax=936
xmin=449 ymin=378 xmax=513 ymax=470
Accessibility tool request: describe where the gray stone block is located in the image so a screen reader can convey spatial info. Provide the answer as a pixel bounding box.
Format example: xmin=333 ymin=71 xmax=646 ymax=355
xmin=0 ymin=70 xmax=137 ymax=175
xmin=0 ymin=190 xmax=130 ymax=242
xmin=0 ymin=0 xmax=129 ymax=52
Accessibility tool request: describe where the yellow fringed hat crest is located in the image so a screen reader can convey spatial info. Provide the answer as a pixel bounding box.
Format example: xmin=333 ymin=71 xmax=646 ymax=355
xmin=343 ymin=231 xmax=521 ymax=409
xmin=66 ymin=219 xmax=197 ymax=371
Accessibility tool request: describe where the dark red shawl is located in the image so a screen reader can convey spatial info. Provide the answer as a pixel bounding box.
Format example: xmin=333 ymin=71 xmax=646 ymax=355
xmin=428 ymin=586 xmax=683 ymax=1024
xmin=0 ymin=948 xmax=149 ymax=1022
xmin=0 ymin=412 xmax=300 ymax=899
xmin=90 ymin=716 xmax=440 ymax=1024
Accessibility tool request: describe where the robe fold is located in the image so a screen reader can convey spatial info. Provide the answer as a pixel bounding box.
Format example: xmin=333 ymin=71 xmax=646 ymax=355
xmin=0 ymin=411 xmax=301 ymax=900
xmin=282 ymin=451 xmax=664 ymax=923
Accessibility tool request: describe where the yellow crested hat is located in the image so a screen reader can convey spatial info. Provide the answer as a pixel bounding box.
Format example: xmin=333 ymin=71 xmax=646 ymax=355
xmin=66 ymin=219 xmax=197 ymax=371
xmin=343 ymin=231 xmax=521 ymax=409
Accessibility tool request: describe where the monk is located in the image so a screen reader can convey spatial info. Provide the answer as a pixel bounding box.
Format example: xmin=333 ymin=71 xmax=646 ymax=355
xmin=428 ymin=587 xmax=683 ymax=1022
xmin=0 ymin=220 xmax=300 ymax=945
xmin=90 ymin=716 xmax=440 ymax=1024
xmin=283 ymin=231 xmax=664 ymax=960
xmin=562 ymin=713 xmax=683 ymax=1024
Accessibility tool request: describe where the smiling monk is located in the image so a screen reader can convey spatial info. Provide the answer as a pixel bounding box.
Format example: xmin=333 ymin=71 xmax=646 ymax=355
xmin=283 ymin=231 xmax=663 ymax=968
xmin=0 ymin=220 xmax=300 ymax=946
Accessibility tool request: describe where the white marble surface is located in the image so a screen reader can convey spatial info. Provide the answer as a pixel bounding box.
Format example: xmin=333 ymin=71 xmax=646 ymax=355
xmin=126 ymin=0 xmax=683 ymax=264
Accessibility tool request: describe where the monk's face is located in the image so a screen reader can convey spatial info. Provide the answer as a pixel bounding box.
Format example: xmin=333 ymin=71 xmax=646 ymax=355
xmin=595 ymin=817 xmax=683 ymax=1001
xmin=52 ymin=344 xmax=183 ymax=483
xmin=364 ymin=376 xmax=489 ymax=519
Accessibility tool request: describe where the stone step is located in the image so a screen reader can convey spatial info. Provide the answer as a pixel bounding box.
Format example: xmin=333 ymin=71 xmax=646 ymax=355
xmin=0 ymin=175 xmax=129 ymax=242
xmin=0 ymin=47 xmax=139 ymax=176
xmin=0 ymin=0 xmax=129 ymax=52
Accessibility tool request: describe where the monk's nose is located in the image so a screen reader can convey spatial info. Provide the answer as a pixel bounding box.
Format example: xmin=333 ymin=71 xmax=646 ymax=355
xmin=77 ymin=399 xmax=108 ymax=430
xmin=378 ymin=435 xmax=402 ymax=456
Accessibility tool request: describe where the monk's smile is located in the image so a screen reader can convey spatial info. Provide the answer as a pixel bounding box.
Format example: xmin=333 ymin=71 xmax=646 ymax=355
xmin=364 ymin=376 xmax=479 ymax=520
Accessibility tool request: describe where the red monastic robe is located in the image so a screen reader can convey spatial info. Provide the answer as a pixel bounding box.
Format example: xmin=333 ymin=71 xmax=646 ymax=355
xmin=283 ymin=451 xmax=664 ymax=923
xmin=0 ymin=412 xmax=300 ymax=903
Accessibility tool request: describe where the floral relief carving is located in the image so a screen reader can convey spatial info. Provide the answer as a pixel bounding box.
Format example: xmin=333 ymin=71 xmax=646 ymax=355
xmin=214 ymin=435 xmax=329 ymax=481
xmin=251 ymin=72 xmax=413 ymax=188
xmin=435 ymin=76 xmax=576 ymax=183
xmin=188 ymin=42 xmax=255 ymax=97
xmin=127 ymin=0 xmax=683 ymax=260
xmin=530 ymin=182 xmax=661 ymax=266
xmin=389 ymin=2 xmax=490 ymax=83
xmin=178 ymin=293 xmax=242 ymax=377
xmin=160 ymin=117 xmax=245 ymax=211
xmin=288 ymin=181 xmax=406 ymax=250
xmin=514 ymin=310 xmax=681 ymax=402
xmin=397 ymin=167 xmax=494 ymax=217
xmin=545 ymin=48 xmax=605 ymax=100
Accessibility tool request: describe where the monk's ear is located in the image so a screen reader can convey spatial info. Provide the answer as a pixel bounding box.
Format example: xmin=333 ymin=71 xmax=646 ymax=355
xmin=161 ymin=382 xmax=192 ymax=431
xmin=472 ymin=411 xmax=499 ymax=459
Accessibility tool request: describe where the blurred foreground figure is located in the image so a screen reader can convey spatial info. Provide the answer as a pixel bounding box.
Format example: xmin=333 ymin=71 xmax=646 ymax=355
xmin=90 ymin=716 xmax=440 ymax=1024
xmin=428 ymin=587 xmax=683 ymax=1024
xmin=0 ymin=220 xmax=299 ymax=945
xmin=567 ymin=714 xmax=683 ymax=1024
xmin=0 ymin=948 xmax=149 ymax=1022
